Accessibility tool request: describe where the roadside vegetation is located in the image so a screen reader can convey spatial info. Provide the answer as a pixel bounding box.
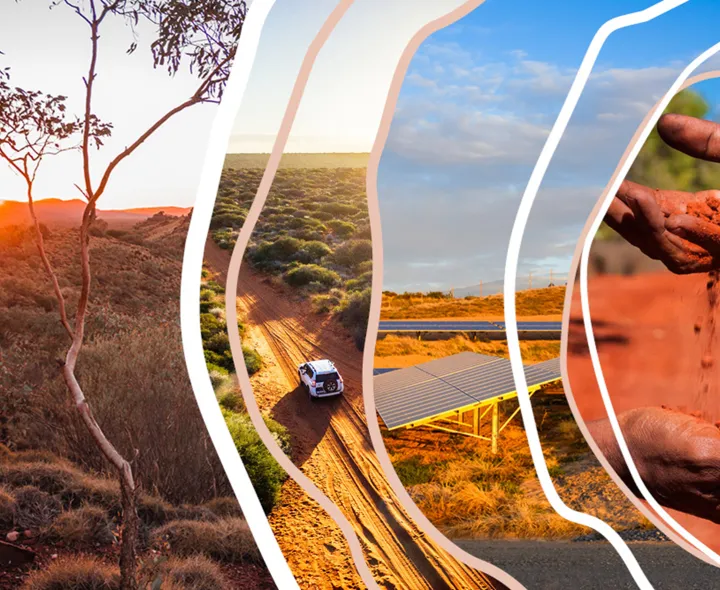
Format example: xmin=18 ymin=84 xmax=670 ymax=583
xmin=375 ymin=335 xmax=561 ymax=369
xmin=381 ymin=286 xmax=565 ymax=320
xmin=210 ymin=165 xmax=372 ymax=349
xmin=1 ymin=216 xmax=272 ymax=588
xmin=199 ymin=266 xmax=290 ymax=515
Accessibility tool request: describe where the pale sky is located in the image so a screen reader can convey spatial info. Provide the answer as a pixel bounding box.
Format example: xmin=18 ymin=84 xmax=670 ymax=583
xmin=0 ymin=0 xmax=467 ymax=209
xmin=229 ymin=0 xmax=469 ymax=154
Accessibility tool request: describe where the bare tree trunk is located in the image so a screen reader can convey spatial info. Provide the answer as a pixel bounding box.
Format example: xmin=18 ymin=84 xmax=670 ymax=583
xmin=119 ymin=470 xmax=139 ymax=590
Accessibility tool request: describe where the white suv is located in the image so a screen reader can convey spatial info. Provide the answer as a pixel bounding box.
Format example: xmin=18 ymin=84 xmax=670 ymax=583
xmin=298 ymin=359 xmax=344 ymax=400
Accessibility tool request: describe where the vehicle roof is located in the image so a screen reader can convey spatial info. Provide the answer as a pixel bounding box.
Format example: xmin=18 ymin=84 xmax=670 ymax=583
xmin=307 ymin=359 xmax=337 ymax=373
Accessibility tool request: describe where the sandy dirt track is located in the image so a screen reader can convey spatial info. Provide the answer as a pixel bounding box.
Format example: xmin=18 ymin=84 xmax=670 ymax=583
xmin=205 ymin=240 xmax=501 ymax=590
xmin=567 ymin=270 xmax=720 ymax=553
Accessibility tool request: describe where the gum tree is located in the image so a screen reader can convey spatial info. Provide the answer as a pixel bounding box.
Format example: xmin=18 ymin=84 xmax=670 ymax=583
xmin=0 ymin=1 xmax=246 ymax=586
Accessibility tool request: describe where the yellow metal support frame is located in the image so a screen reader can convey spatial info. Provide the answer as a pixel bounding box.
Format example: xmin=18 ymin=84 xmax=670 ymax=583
xmin=412 ymin=387 xmax=544 ymax=453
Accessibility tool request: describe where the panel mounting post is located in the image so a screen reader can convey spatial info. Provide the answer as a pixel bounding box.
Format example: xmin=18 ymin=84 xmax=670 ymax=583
xmin=491 ymin=402 xmax=499 ymax=454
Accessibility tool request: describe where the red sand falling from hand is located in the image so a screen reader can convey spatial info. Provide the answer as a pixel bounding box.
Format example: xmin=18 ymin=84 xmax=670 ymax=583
xmin=695 ymin=270 xmax=720 ymax=422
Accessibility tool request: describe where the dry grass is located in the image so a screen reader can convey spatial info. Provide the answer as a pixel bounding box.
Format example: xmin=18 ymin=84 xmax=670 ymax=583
xmin=44 ymin=506 xmax=116 ymax=546
xmin=384 ymin=399 xmax=651 ymax=540
xmin=150 ymin=555 xmax=230 ymax=590
xmin=152 ymin=517 xmax=261 ymax=564
xmin=23 ymin=555 xmax=119 ymax=590
xmin=381 ymin=286 xmax=565 ymax=320
xmin=13 ymin=486 xmax=62 ymax=530
xmin=1 ymin=222 xmax=231 ymax=505
xmin=375 ymin=335 xmax=560 ymax=368
xmin=202 ymin=497 xmax=243 ymax=519
xmin=0 ymin=486 xmax=16 ymax=529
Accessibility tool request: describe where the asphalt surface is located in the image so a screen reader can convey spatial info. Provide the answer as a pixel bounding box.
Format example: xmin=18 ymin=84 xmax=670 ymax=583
xmin=456 ymin=540 xmax=719 ymax=589
xmin=377 ymin=320 xmax=562 ymax=332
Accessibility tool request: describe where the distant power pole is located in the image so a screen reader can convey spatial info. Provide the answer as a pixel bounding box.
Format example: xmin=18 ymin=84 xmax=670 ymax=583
xmin=528 ymin=271 xmax=533 ymax=290
xmin=549 ymin=269 xmax=553 ymax=285
xmin=450 ymin=287 xmax=454 ymax=298
xmin=479 ymin=280 xmax=483 ymax=298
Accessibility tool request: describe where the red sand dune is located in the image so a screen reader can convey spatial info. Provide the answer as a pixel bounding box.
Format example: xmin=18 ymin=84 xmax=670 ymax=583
xmin=567 ymin=270 xmax=720 ymax=551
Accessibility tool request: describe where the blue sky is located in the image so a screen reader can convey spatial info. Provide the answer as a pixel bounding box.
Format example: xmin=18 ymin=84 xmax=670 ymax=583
xmin=378 ymin=0 xmax=720 ymax=292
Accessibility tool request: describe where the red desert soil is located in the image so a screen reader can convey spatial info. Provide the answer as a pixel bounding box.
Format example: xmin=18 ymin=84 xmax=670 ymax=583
xmin=204 ymin=240 xmax=501 ymax=590
xmin=567 ymin=269 xmax=720 ymax=552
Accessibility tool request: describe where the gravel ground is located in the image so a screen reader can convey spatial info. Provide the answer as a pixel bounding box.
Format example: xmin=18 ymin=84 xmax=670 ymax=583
xmin=456 ymin=539 xmax=719 ymax=589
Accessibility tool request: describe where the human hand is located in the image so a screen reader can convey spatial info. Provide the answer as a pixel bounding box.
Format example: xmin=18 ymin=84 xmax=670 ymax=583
xmin=604 ymin=114 xmax=720 ymax=274
xmin=588 ymin=406 xmax=720 ymax=523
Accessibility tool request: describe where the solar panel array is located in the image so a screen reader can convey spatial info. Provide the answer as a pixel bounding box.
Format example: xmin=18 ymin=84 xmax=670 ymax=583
xmin=374 ymin=352 xmax=562 ymax=430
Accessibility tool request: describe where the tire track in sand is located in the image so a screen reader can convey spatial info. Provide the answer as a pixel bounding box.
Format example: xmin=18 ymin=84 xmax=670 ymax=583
xmin=205 ymin=239 xmax=501 ymax=590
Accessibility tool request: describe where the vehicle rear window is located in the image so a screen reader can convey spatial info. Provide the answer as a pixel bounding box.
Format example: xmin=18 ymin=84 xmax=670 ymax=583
xmin=316 ymin=372 xmax=339 ymax=382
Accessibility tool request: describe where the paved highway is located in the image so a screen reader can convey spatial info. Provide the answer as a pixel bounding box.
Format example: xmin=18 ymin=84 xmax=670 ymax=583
xmin=456 ymin=540 xmax=719 ymax=590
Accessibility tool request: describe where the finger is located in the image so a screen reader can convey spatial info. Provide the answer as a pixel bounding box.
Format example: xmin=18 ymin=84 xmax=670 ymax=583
xmin=605 ymin=198 xmax=636 ymax=237
xmin=617 ymin=179 xmax=696 ymax=216
xmin=666 ymin=214 xmax=720 ymax=255
xmin=658 ymin=113 xmax=720 ymax=163
xmin=624 ymin=184 xmax=666 ymax=234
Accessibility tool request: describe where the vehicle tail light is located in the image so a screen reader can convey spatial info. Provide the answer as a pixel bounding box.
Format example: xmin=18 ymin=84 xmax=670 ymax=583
xmin=311 ymin=380 xmax=316 ymax=387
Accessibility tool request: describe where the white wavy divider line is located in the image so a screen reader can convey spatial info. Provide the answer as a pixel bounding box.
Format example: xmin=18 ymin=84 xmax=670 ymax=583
xmin=503 ymin=1 xmax=691 ymax=589
xmin=178 ymin=1 xmax=299 ymax=588
xmin=580 ymin=46 xmax=720 ymax=565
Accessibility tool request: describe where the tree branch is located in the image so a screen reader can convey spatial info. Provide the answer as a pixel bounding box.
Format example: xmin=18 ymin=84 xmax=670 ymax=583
xmin=91 ymin=95 xmax=200 ymax=203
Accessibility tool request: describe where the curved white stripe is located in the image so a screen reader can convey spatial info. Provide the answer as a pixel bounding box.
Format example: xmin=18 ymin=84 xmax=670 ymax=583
xmin=178 ymin=1 xmax=300 ymax=588
xmin=580 ymin=43 xmax=720 ymax=566
xmin=503 ymin=2 xmax=690 ymax=589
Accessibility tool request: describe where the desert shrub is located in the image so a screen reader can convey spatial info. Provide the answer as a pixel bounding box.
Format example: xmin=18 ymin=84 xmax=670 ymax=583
xmin=207 ymin=365 xmax=230 ymax=389
xmin=199 ymin=289 xmax=215 ymax=303
xmin=311 ymin=292 xmax=342 ymax=314
xmin=204 ymin=349 xmax=234 ymax=373
xmin=332 ymin=239 xmax=372 ymax=269
xmin=284 ymin=264 xmax=340 ymax=288
xmin=13 ymin=486 xmax=61 ymax=529
xmin=0 ymin=487 xmax=16 ymax=529
xmin=287 ymin=216 xmax=322 ymax=230
xmin=200 ymin=313 xmax=225 ymax=340
xmin=345 ymin=271 xmax=372 ymax=292
xmin=242 ymin=346 xmax=263 ymax=375
xmin=296 ymin=240 xmax=332 ymax=264
xmin=212 ymin=228 xmax=236 ymax=249
xmin=152 ymin=518 xmax=261 ymax=564
xmin=174 ymin=504 xmax=218 ymax=522
xmin=23 ymin=555 xmax=120 ymax=590
xmin=217 ymin=387 xmax=244 ymax=413
xmin=88 ymin=219 xmax=109 ymax=237
xmin=154 ymin=555 xmax=229 ymax=590
xmin=210 ymin=211 xmax=245 ymax=230
xmin=250 ymin=237 xmax=303 ymax=264
xmin=0 ymin=461 xmax=78 ymax=496
xmin=337 ymin=288 xmax=371 ymax=350
xmin=205 ymin=332 xmax=230 ymax=354
xmin=393 ymin=456 xmax=436 ymax=486
xmin=319 ymin=202 xmax=357 ymax=216
xmin=326 ymin=219 xmax=356 ymax=238
xmin=0 ymin=460 xmax=121 ymax=511
xmin=203 ymin=497 xmax=243 ymax=519
xmin=223 ymin=411 xmax=288 ymax=513
xmin=137 ymin=493 xmax=176 ymax=527
xmin=44 ymin=506 xmax=115 ymax=546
